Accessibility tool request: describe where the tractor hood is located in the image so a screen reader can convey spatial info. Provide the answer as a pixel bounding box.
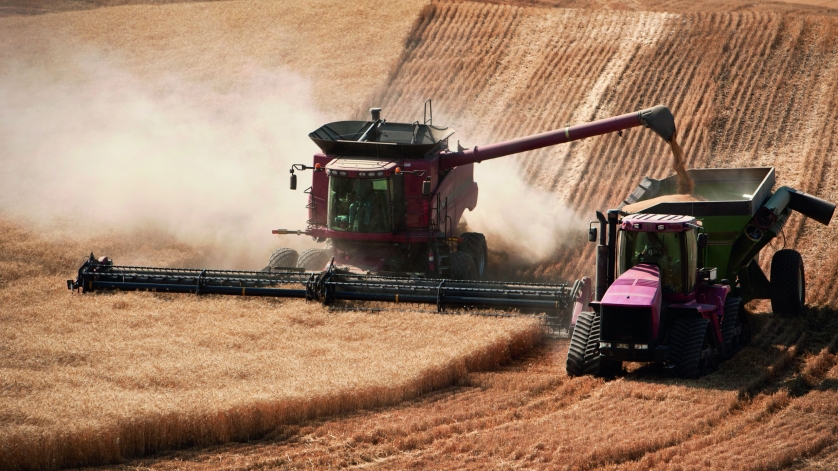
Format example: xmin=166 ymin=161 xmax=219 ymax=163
xmin=602 ymin=264 xmax=661 ymax=309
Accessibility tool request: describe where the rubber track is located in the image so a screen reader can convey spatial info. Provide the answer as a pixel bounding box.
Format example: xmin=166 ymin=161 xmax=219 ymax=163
xmin=669 ymin=317 xmax=710 ymax=379
xmin=566 ymin=311 xmax=601 ymax=377
xmin=721 ymin=296 xmax=741 ymax=357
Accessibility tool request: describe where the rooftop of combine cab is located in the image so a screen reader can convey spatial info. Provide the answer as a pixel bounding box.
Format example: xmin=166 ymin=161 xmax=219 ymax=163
xmin=309 ymin=119 xmax=452 ymax=159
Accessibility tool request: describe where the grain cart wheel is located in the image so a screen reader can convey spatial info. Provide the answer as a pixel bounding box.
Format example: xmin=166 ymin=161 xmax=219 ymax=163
xmin=669 ymin=318 xmax=712 ymax=379
xmin=771 ymin=249 xmax=805 ymax=317
xmin=566 ymin=311 xmax=602 ymax=377
xmin=458 ymin=233 xmax=488 ymax=278
xmin=296 ymin=248 xmax=332 ymax=272
xmin=449 ymin=251 xmax=477 ymax=281
xmin=264 ymin=248 xmax=299 ymax=272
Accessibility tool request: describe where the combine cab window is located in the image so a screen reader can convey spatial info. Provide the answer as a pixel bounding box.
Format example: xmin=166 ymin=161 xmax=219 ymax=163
xmin=619 ymin=231 xmax=687 ymax=294
xmin=328 ymin=177 xmax=393 ymax=233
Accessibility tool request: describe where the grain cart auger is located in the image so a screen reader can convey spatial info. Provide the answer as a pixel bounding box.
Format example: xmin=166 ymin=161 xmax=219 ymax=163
xmin=567 ymin=167 xmax=836 ymax=378
xmin=68 ymin=104 xmax=675 ymax=326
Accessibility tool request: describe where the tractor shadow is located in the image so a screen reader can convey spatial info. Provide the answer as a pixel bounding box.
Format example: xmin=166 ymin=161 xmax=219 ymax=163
xmin=615 ymin=306 xmax=838 ymax=395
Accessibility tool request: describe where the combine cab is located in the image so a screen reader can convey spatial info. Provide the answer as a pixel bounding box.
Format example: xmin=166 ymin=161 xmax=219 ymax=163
xmin=568 ymin=167 xmax=836 ymax=378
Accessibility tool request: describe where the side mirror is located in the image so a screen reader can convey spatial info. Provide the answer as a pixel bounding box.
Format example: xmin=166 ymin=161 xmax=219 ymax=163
xmin=588 ymin=227 xmax=597 ymax=242
xmin=422 ymin=178 xmax=431 ymax=197
xmin=290 ymin=172 xmax=297 ymax=190
xmin=697 ymin=233 xmax=708 ymax=249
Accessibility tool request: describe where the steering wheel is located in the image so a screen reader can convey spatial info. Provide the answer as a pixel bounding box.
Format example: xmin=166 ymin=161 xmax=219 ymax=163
xmin=638 ymin=247 xmax=662 ymax=262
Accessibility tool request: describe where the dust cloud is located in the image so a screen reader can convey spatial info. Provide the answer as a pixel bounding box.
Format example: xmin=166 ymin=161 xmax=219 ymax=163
xmin=0 ymin=43 xmax=323 ymax=269
xmin=463 ymin=158 xmax=585 ymax=266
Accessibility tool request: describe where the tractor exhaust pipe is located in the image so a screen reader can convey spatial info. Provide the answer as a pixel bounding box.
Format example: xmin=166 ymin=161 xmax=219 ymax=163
xmin=595 ymin=211 xmax=608 ymax=301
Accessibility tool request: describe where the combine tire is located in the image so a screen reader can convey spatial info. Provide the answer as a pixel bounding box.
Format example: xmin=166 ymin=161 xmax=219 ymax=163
xmin=669 ymin=317 xmax=711 ymax=379
xmin=458 ymin=233 xmax=488 ymax=278
xmin=771 ymin=249 xmax=805 ymax=317
xmin=449 ymin=251 xmax=477 ymax=281
xmin=265 ymin=248 xmax=299 ymax=272
xmin=296 ymin=248 xmax=331 ymax=271
xmin=566 ymin=311 xmax=602 ymax=377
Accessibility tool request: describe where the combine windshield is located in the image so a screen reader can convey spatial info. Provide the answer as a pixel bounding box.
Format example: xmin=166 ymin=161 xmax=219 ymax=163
xmin=328 ymin=177 xmax=393 ymax=233
xmin=619 ymin=231 xmax=694 ymax=294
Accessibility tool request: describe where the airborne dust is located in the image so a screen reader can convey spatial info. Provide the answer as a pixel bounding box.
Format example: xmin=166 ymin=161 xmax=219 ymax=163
xmin=0 ymin=42 xmax=322 ymax=269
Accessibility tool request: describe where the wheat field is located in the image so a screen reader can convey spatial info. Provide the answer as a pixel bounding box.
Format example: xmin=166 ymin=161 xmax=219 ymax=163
xmin=0 ymin=218 xmax=542 ymax=470
xmin=4 ymin=0 xmax=838 ymax=469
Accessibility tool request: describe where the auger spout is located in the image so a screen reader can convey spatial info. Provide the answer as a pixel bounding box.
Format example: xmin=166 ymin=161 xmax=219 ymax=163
xmin=439 ymin=105 xmax=675 ymax=170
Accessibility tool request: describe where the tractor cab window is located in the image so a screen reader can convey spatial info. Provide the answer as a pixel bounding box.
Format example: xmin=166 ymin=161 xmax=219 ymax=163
xmin=328 ymin=177 xmax=393 ymax=233
xmin=619 ymin=231 xmax=687 ymax=294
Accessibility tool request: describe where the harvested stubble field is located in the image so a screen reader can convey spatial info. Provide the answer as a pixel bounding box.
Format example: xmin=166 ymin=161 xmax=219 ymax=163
xmin=0 ymin=219 xmax=542 ymax=470
xmin=4 ymin=0 xmax=838 ymax=470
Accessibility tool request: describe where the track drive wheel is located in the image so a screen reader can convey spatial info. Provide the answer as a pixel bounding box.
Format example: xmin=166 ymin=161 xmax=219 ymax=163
xmin=296 ymin=248 xmax=332 ymax=271
xmin=771 ymin=249 xmax=806 ymax=317
xmin=566 ymin=311 xmax=603 ymax=377
xmin=449 ymin=251 xmax=477 ymax=281
xmin=721 ymin=296 xmax=750 ymax=358
xmin=458 ymin=233 xmax=488 ymax=278
xmin=669 ymin=317 xmax=712 ymax=378
xmin=264 ymin=247 xmax=299 ymax=272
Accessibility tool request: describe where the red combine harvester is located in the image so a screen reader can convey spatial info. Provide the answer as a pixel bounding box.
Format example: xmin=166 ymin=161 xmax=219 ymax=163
xmin=272 ymin=102 xmax=677 ymax=279
xmin=68 ymin=103 xmax=675 ymax=328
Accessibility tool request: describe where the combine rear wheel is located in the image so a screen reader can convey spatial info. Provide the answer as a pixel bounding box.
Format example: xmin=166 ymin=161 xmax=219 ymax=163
xmin=297 ymin=248 xmax=332 ymax=271
xmin=669 ymin=318 xmax=712 ymax=378
xmin=771 ymin=249 xmax=805 ymax=317
xmin=264 ymin=248 xmax=299 ymax=272
xmin=566 ymin=311 xmax=602 ymax=377
xmin=449 ymin=251 xmax=477 ymax=281
xmin=458 ymin=233 xmax=488 ymax=278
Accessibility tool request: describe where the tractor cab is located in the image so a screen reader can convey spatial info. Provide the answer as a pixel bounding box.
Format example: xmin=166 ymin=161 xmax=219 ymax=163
xmin=618 ymin=214 xmax=698 ymax=295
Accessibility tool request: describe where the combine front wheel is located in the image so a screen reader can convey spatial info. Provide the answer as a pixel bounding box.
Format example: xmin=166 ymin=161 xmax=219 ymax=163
xmin=297 ymin=248 xmax=332 ymax=271
xmin=449 ymin=251 xmax=477 ymax=281
xmin=265 ymin=248 xmax=299 ymax=272
xmin=458 ymin=233 xmax=488 ymax=278
xmin=771 ymin=249 xmax=805 ymax=317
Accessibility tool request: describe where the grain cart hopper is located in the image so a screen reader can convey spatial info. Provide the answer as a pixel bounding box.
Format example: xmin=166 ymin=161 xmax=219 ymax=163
xmin=271 ymin=102 xmax=677 ymax=280
xmin=67 ymin=104 xmax=675 ymax=328
xmin=567 ymin=167 xmax=835 ymax=378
